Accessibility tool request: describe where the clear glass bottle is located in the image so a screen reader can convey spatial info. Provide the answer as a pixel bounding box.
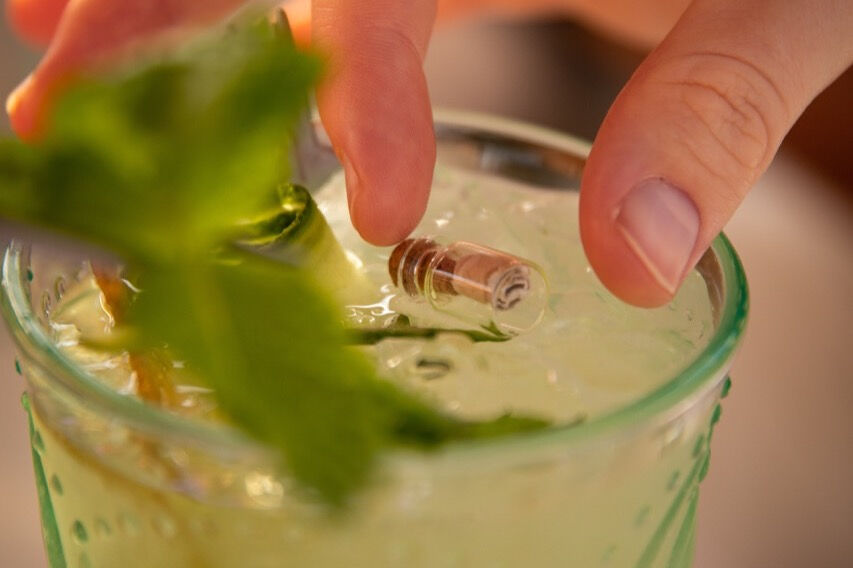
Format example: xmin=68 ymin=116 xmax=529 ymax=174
xmin=389 ymin=237 xmax=549 ymax=335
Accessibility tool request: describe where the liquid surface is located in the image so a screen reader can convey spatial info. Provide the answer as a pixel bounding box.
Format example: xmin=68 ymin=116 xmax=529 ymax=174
xmin=49 ymin=166 xmax=713 ymax=425
xmin=29 ymin=164 xmax=721 ymax=568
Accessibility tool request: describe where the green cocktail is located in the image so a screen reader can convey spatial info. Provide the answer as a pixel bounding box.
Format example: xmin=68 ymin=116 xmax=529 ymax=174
xmin=1 ymin=113 xmax=747 ymax=567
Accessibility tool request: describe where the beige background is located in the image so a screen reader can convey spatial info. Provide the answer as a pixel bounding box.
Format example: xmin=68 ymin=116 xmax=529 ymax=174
xmin=1 ymin=16 xmax=852 ymax=568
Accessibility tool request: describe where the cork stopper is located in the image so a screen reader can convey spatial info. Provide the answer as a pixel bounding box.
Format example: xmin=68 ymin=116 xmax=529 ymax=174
xmin=389 ymin=238 xmax=457 ymax=297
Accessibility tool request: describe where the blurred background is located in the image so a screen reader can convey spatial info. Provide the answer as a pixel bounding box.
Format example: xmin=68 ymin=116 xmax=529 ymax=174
xmin=1 ymin=10 xmax=852 ymax=568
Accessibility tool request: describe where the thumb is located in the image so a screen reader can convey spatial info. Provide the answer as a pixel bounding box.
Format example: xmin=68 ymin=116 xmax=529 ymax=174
xmin=580 ymin=0 xmax=853 ymax=307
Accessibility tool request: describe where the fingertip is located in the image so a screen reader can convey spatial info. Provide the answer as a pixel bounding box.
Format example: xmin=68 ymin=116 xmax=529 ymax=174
xmin=6 ymin=0 xmax=68 ymax=47
xmin=343 ymin=151 xmax=431 ymax=247
xmin=613 ymin=178 xmax=699 ymax=295
xmin=349 ymin=190 xmax=425 ymax=246
xmin=579 ymin=126 xmax=694 ymax=308
xmin=326 ymin=96 xmax=434 ymax=247
xmin=312 ymin=0 xmax=437 ymax=248
xmin=6 ymin=74 xmax=45 ymax=141
xmin=579 ymin=197 xmax=677 ymax=309
xmin=336 ymin=95 xmax=435 ymax=246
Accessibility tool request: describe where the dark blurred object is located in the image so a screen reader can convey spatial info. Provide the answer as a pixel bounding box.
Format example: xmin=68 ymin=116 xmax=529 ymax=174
xmin=785 ymin=67 xmax=853 ymax=194
xmin=427 ymin=19 xmax=642 ymax=141
xmin=428 ymin=19 xmax=852 ymax=200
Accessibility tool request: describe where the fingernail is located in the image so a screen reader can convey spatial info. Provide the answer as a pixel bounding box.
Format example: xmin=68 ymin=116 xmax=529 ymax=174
xmin=615 ymin=178 xmax=699 ymax=295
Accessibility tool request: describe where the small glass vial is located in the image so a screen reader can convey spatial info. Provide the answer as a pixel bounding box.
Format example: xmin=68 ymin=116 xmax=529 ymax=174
xmin=388 ymin=238 xmax=548 ymax=335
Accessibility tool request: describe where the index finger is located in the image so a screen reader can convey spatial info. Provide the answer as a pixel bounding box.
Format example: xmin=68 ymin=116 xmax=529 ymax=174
xmin=6 ymin=0 xmax=69 ymax=46
xmin=6 ymin=0 xmax=245 ymax=139
xmin=312 ymin=0 xmax=437 ymax=245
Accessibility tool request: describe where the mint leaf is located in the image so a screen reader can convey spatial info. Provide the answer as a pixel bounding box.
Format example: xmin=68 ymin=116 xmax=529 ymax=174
xmin=0 ymin=17 xmax=551 ymax=505
xmin=128 ymin=249 xmax=549 ymax=503
xmin=1 ymin=21 xmax=319 ymax=261
xmin=128 ymin=253 xmax=392 ymax=503
xmin=347 ymin=315 xmax=512 ymax=344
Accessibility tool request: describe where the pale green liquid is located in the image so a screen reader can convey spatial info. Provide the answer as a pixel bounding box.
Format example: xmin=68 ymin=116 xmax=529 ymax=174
xmin=24 ymin=166 xmax=720 ymax=567
xmin=324 ymin=166 xmax=713 ymax=423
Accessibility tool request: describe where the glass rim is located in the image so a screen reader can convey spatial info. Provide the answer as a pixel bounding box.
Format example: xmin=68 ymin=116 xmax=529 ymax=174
xmin=0 ymin=110 xmax=749 ymax=461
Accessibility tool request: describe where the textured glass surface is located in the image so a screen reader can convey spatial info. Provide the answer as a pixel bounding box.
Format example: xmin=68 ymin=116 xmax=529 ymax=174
xmin=1 ymin=112 xmax=747 ymax=567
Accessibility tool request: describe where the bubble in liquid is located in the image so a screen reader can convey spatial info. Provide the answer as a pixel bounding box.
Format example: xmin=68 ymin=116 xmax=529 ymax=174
xmin=32 ymin=430 xmax=45 ymax=453
xmin=117 ymin=512 xmax=140 ymax=537
xmin=233 ymin=520 xmax=252 ymax=537
xmin=41 ymin=291 xmax=52 ymax=317
xmin=661 ymin=420 xmax=684 ymax=451
xmin=545 ymin=368 xmax=561 ymax=386
xmin=94 ymin=518 xmax=112 ymax=538
xmin=634 ymin=505 xmax=651 ymax=527
xmin=244 ymin=472 xmax=285 ymax=507
xmin=283 ymin=526 xmax=304 ymax=543
xmin=666 ymin=470 xmax=681 ymax=492
xmin=600 ymin=544 xmax=618 ymax=564
xmin=54 ymin=276 xmax=67 ymax=300
xmin=50 ymin=474 xmax=63 ymax=495
xmin=692 ymin=434 xmax=706 ymax=458
xmin=71 ymin=520 xmax=88 ymax=544
xmin=152 ymin=514 xmax=177 ymax=539
xmin=163 ymin=448 xmax=190 ymax=469
xmin=394 ymin=467 xmax=434 ymax=514
xmin=189 ymin=516 xmax=216 ymax=538
xmin=411 ymin=357 xmax=453 ymax=381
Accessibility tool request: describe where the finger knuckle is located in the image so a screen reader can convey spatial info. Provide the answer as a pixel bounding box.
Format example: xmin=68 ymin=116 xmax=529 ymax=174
xmin=660 ymin=51 xmax=789 ymax=190
xmin=366 ymin=22 xmax=427 ymax=63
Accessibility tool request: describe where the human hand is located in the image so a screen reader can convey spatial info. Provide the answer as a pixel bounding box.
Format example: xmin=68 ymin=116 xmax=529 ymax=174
xmin=6 ymin=0 xmax=852 ymax=307
xmin=440 ymin=0 xmax=852 ymax=306
xmin=5 ymin=0 xmax=436 ymax=249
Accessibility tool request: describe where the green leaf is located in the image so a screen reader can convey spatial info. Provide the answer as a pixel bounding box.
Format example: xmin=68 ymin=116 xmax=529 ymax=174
xmin=127 ymin=249 xmax=549 ymax=503
xmin=128 ymin=252 xmax=393 ymax=503
xmin=0 ymin=17 xmax=553 ymax=505
xmin=346 ymin=314 xmax=513 ymax=345
xmin=0 ymin=20 xmax=320 ymax=261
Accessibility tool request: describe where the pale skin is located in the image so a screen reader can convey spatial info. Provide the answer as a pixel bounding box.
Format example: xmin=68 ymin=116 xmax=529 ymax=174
xmin=6 ymin=0 xmax=853 ymax=307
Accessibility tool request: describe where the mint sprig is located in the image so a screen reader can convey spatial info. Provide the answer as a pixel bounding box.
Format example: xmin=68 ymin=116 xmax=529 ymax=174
xmin=0 ymin=19 xmax=549 ymax=505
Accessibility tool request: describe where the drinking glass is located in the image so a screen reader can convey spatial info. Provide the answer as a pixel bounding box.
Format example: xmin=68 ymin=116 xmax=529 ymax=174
xmin=1 ymin=111 xmax=748 ymax=568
